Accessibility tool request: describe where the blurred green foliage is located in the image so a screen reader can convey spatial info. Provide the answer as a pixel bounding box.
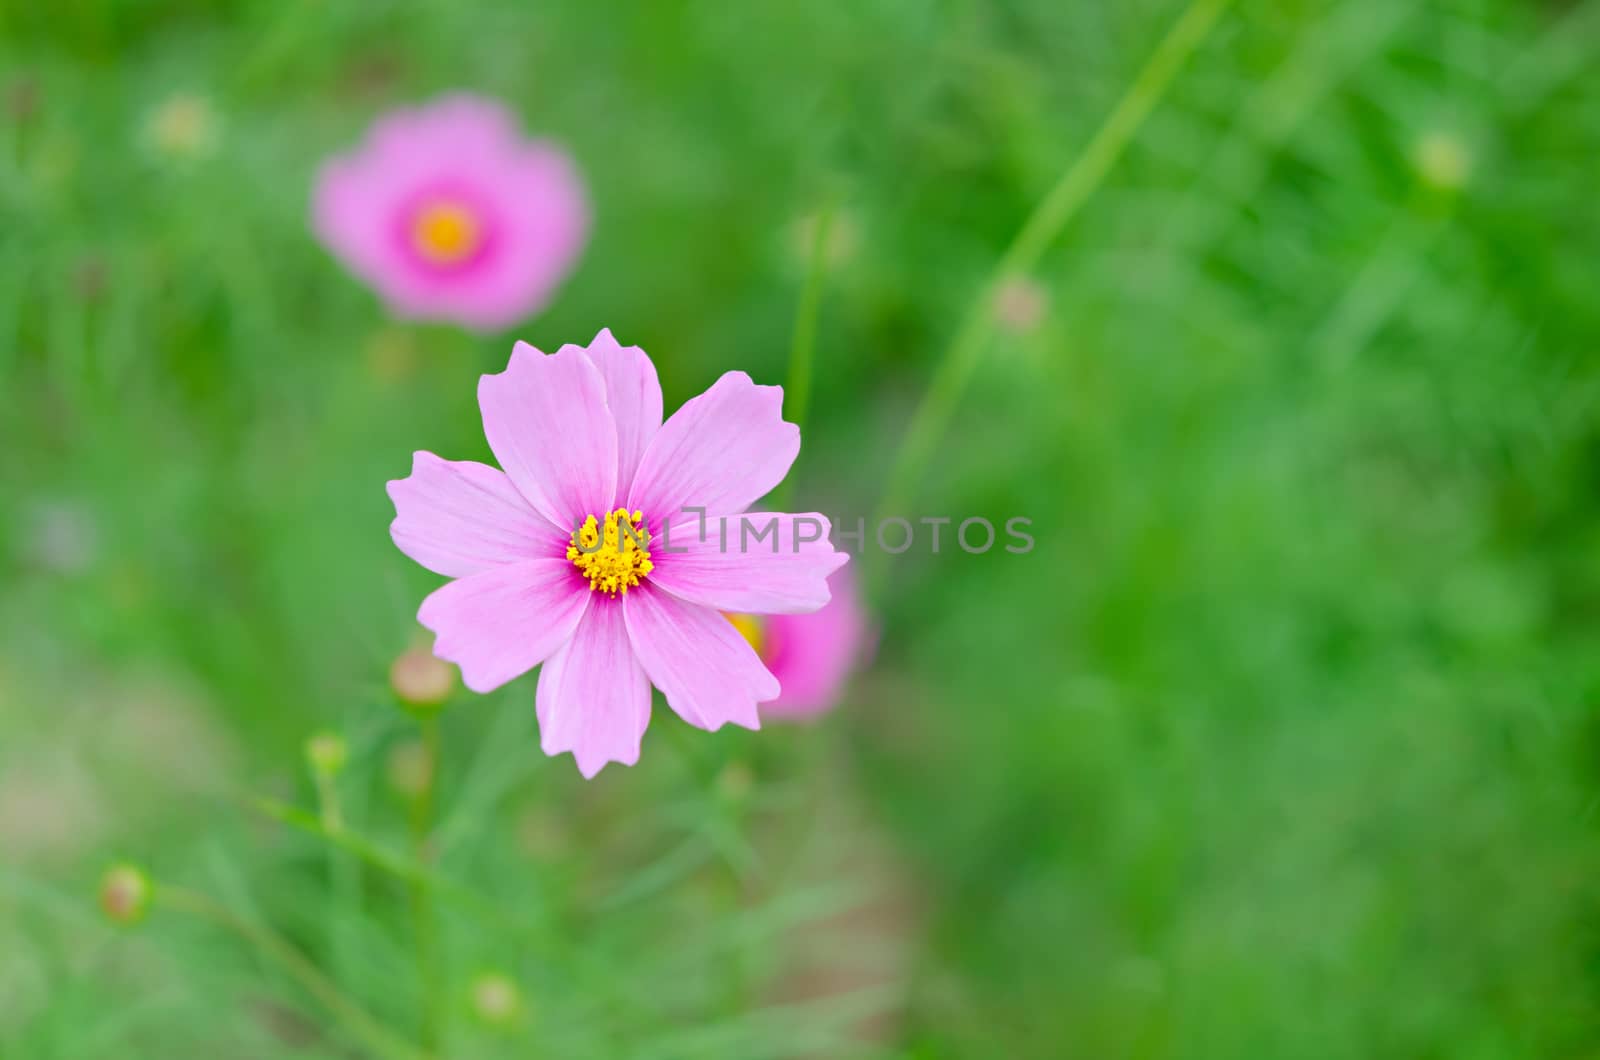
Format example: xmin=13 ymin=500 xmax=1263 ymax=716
xmin=4 ymin=0 xmax=1600 ymax=1057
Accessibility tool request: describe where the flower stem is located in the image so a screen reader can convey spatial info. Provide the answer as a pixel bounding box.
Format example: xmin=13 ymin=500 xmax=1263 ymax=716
xmin=409 ymin=714 xmax=444 ymax=1053
xmin=250 ymin=794 xmax=521 ymax=932
xmin=313 ymin=768 xmax=343 ymax=833
xmin=311 ymin=762 xmax=360 ymax=987
xmin=775 ymin=204 xmax=835 ymax=513
xmin=154 ymin=884 xmax=430 ymax=1060
xmin=867 ymin=0 xmax=1235 ymax=593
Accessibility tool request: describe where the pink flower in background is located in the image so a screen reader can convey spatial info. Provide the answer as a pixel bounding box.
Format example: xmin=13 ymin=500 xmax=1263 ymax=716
xmin=388 ymin=330 xmax=849 ymax=777
xmin=312 ymin=94 xmax=588 ymax=332
xmin=727 ymin=564 xmax=872 ymax=719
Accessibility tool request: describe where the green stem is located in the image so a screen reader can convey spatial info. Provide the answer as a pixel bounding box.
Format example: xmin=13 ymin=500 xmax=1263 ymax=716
xmin=250 ymin=794 xmax=547 ymax=945
xmin=775 ymin=205 xmax=835 ymax=512
xmin=410 ymin=716 xmax=444 ymax=1053
xmin=868 ymin=0 xmax=1235 ymax=593
xmin=787 ymin=207 xmax=834 ymax=435
xmin=310 ymin=767 xmax=359 ymax=986
xmin=155 ymin=885 xmax=429 ymax=1060
xmin=313 ymin=770 xmax=343 ymax=833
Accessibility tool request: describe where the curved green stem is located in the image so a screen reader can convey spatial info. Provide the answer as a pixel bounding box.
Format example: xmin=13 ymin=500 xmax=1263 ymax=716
xmin=868 ymin=0 xmax=1235 ymax=593
xmin=310 ymin=765 xmax=361 ymax=989
xmin=787 ymin=206 xmax=834 ymax=433
xmin=155 ymin=885 xmax=430 ymax=1060
xmin=775 ymin=204 xmax=835 ymax=513
xmin=249 ymin=795 xmax=539 ymax=937
xmin=409 ymin=715 xmax=444 ymax=1054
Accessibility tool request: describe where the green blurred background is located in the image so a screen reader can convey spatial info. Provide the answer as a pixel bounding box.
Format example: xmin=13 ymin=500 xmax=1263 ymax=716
xmin=5 ymin=0 xmax=1600 ymax=1057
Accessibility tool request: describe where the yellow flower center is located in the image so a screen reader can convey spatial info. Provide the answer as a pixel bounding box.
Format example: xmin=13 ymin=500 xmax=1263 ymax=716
xmin=725 ymin=612 xmax=765 ymax=656
xmin=568 ymin=509 xmax=653 ymax=595
xmin=411 ymin=201 xmax=482 ymax=266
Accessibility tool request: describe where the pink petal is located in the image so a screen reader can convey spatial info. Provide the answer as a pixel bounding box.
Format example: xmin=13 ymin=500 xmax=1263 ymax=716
xmin=365 ymin=94 xmax=520 ymax=165
xmin=535 ymin=599 xmax=651 ymax=778
xmin=311 ymin=155 xmax=411 ymax=295
xmin=626 ymin=372 xmax=799 ymax=525
xmin=479 ymin=342 xmax=618 ymax=531
xmin=623 ymin=586 xmax=776 ymax=732
xmin=417 ymin=558 xmax=588 ymax=693
xmin=650 ymin=512 xmax=849 ymax=614
xmin=387 ymin=452 xmax=567 ymax=578
xmin=573 ymin=329 xmax=661 ymax=495
xmin=764 ymin=566 xmax=875 ymax=719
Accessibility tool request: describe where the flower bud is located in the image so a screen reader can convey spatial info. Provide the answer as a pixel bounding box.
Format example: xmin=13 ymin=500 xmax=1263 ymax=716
xmin=991 ymin=276 xmax=1048 ymax=336
xmin=144 ymin=94 xmax=218 ymax=160
xmin=305 ymin=731 xmax=348 ymax=777
xmin=470 ymin=972 xmax=525 ymax=1029
xmin=99 ymin=863 xmax=152 ymax=925
xmin=389 ymin=647 xmax=456 ymax=711
xmin=1413 ymin=131 xmax=1470 ymax=192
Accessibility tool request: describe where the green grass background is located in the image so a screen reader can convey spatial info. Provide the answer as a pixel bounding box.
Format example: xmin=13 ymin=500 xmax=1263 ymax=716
xmin=4 ymin=0 xmax=1600 ymax=1057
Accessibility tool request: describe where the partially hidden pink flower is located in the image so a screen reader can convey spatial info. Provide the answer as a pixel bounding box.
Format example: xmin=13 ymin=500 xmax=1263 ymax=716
xmin=727 ymin=566 xmax=873 ymax=720
xmin=387 ymin=330 xmax=850 ymax=777
xmin=313 ymin=94 xmax=588 ymax=332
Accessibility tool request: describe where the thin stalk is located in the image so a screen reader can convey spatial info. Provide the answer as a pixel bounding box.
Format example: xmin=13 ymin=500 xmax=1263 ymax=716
xmin=409 ymin=715 xmax=444 ymax=1053
xmin=155 ymin=885 xmax=429 ymax=1060
xmin=774 ymin=205 xmax=835 ymax=513
xmin=312 ymin=768 xmax=343 ymax=833
xmin=249 ymin=795 xmax=493 ymax=916
xmin=786 ymin=207 xmax=834 ymax=435
xmin=868 ymin=0 xmax=1235 ymax=593
xmin=310 ymin=764 xmax=361 ymax=990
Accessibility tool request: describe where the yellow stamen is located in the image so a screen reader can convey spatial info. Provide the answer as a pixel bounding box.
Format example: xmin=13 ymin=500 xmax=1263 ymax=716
xmin=568 ymin=509 xmax=653 ymax=595
xmin=411 ymin=201 xmax=482 ymax=266
xmin=725 ymin=612 xmax=765 ymax=656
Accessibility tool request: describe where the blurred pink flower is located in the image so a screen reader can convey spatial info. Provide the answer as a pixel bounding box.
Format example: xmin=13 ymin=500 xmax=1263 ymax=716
xmin=312 ymin=94 xmax=588 ymax=332
xmin=728 ymin=565 xmax=872 ymax=719
xmin=388 ymin=330 xmax=849 ymax=777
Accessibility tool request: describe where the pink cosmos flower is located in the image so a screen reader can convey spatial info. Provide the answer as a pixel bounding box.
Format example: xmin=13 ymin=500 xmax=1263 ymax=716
xmin=312 ymin=94 xmax=588 ymax=332
xmin=727 ymin=566 xmax=872 ymax=719
xmin=387 ymin=330 xmax=850 ymax=777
